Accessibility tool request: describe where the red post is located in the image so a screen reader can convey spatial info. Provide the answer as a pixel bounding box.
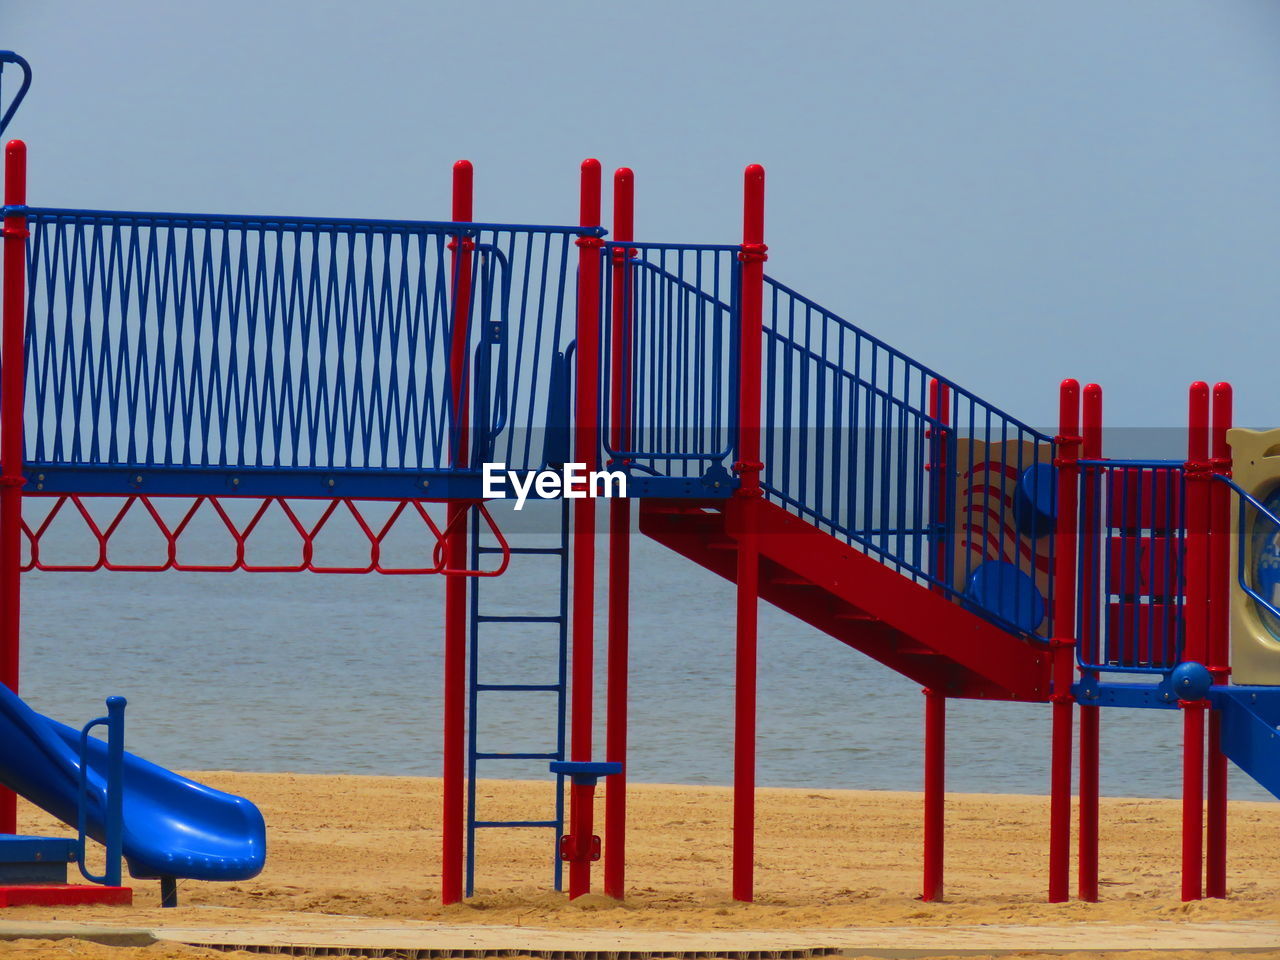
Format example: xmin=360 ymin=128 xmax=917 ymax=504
xmin=440 ymin=159 xmax=474 ymax=905
xmin=0 ymin=140 xmax=27 ymax=835
xmin=568 ymin=158 xmax=604 ymax=899
xmin=1048 ymin=378 xmax=1080 ymax=903
xmin=928 ymin=379 xmax=951 ymax=590
xmin=1206 ymin=381 xmax=1232 ymax=898
xmin=1182 ymin=380 xmax=1210 ymax=902
xmin=921 ymin=379 xmax=949 ymax=902
xmin=1078 ymin=383 xmax=1102 ymax=902
xmin=733 ymin=164 xmax=766 ymax=903
xmin=922 ymin=688 xmax=945 ymax=901
xmin=604 ymin=166 xmax=634 ymax=900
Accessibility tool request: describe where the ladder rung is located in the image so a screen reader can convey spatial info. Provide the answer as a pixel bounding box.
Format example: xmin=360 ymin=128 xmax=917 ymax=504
xmin=475 ymin=615 xmax=562 ymax=624
xmin=475 ymin=683 xmax=562 ymax=692
xmin=479 ymin=546 xmax=565 ymax=556
xmin=472 ymin=820 xmax=560 ymax=829
xmin=473 ymin=751 xmax=560 ymax=761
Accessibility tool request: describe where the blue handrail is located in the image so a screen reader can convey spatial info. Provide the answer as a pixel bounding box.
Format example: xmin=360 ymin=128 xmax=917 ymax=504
xmin=1216 ymin=474 xmax=1280 ymax=624
xmin=759 ymin=275 xmax=1056 ymax=638
xmin=77 ymin=695 xmax=126 ymax=887
xmin=0 ymin=52 xmax=32 ymax=141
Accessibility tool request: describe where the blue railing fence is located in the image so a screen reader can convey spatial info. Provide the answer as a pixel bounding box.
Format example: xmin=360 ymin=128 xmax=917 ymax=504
xmin=759 ymin=276 xmax=1056 ymax=638
xmin=600 ymin=243 xmax=740 ymax=483
xmin=15 ymin=208 xmax=594 ymax=493
xmin=1219 ymin=474 xmax=1280 ymax=633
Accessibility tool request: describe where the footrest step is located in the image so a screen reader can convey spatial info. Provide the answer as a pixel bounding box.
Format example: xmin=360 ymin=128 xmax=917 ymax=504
xmin=473 ymin=751 xmax=560 ymax=761
xmin=0 ymin=837 xmax=78 ymax=864
xmin=475 ymin=683 xmax=562 ymax=692
xmin=472 ymin=820 xmax=560 ymax=829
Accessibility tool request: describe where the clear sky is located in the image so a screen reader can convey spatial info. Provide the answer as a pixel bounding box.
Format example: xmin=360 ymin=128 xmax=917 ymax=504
xmin=6 ymin=1 xmax=1280 ymax=431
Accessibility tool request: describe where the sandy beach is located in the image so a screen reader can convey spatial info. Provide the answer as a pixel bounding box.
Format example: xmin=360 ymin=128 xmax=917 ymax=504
xmin=1 ymin=772 xmax=1278 ymax=958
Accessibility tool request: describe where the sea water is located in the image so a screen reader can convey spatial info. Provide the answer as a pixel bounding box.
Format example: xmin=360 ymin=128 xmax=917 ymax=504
xmin=15 ymin=499 xmax=1274 ymax=802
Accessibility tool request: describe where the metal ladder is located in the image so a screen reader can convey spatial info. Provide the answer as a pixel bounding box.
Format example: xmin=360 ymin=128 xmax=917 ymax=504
xmin=465 ymin=500 xmax=570 ymax=896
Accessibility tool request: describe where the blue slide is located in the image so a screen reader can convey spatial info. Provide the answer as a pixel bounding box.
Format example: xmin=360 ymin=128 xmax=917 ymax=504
xmin=0 ymin=682 xmax=265 ymax=881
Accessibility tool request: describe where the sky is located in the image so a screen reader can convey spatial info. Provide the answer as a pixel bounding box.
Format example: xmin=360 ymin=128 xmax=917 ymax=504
xmin=5 ymin=0 xmax=1280 ymax=432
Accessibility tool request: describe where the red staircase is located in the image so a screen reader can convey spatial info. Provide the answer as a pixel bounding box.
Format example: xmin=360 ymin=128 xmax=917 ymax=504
xmin=641 ymin=497 xmax=1053 ymax=703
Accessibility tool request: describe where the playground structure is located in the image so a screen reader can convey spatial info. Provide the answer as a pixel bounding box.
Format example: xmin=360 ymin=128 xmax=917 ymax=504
xmin=0 ymin=50 xmax=1279 ymax=908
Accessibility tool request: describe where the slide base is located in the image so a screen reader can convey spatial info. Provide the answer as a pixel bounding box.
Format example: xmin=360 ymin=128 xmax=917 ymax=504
xmin=0 ymin=884 xmax=132 ymax=907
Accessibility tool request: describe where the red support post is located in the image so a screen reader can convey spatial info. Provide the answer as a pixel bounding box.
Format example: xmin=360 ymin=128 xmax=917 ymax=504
xmin=1206 ymin=382 xmax=1232 ymax=898
xmin=1078 ymin=383 xmax=1103 ymax=902
xmin=921 ymin=379 xmax=949 ymax=902
xmin=604 ymin=166 xmax=634 ymax=901
xmin=1048 ymin=378 xmax=1080 ymax=903
xmin=1182 ymin=380 xmax=1210 ymax=902
xmin=0 ymin=140 xmax=27 ymax=836
xmin=927 ymin=378 xmax=951 ymax=590
xmin=440 ymin=159 xmax=474 ymax=905
xmin=733 ymin=164 xmax=766 ymax=903
xmin=921 ymin=688 xmax=945 ymax=901
xmin=568 ymin=158 xmax=604 ymax=899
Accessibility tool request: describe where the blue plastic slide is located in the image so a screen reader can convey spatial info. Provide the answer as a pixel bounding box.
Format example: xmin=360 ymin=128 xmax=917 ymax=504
xmin=0 ymin=682 xmax=265 ymax=881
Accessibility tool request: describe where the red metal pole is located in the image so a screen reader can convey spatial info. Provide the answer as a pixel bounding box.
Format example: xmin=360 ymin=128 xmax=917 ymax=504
xmin=604 ymin=166 xmax=634 ymax=901
xmin=733 ymin=164 xmax=766 ymax=903
xmin=1206 ymin=381 xmax=1232 ymax=898
xmin=1078 ymin=383 xmax=1102 ymax=902
xmin=569 ymin=158 xmax=604 ymax=899
xmin=1182 ymin=380 xmax=1210 ymax=902
xmin=0 ymin=140 xmax=27 ymax=836
xmin=440 ymin=159 xmax=474 ymax=905
xmin=921 ymin=379 xmax=949 ymax=902
xmin=1048 ymin=378 xmax=1080 ymax=903
xmin=922 ymin=688 xmax=945 ymax=901
xmin=928 ymin=379 xmax=950 ymax=590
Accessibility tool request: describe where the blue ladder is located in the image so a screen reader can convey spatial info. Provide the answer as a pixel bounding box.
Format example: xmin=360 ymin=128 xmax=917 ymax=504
xmin=465 ymin=500 xmax=570 ymax=896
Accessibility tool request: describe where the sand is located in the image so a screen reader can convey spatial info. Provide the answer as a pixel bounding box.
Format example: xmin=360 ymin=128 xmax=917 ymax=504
xmin=3 ymin=773 xmax=1279 ymax=958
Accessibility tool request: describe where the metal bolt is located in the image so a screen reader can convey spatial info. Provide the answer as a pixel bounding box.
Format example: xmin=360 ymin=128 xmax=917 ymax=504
xmin=328 ymin=478 xmax=335 ymax=488
xmin=35 ymin=483 xmax=42 ymax=491
xmin=421 ymin=480 xmax=430 ymax=489
xmin=232 ymin=477 xmax=240 ymax=486
xmin=134 ymin=475 xmax=143 ymax=484
xmin=36 ymin=473 xmax=43 ymax=481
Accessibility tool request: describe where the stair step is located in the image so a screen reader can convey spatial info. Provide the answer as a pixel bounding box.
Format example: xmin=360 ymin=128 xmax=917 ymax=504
xmin=770 ymin=576 xmax=814 ymax=587
xmin=835 ymin=610 xmax=879 ymax=622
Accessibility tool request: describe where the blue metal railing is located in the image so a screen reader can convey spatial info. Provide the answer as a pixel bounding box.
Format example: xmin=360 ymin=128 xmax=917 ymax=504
xmin=1075 ymin=459 xmax=1187 ymax=673
xmin=760 ymin=277 xmax=1057 ymax=638
xmin=77 ymin=695 xmax=126 ymax=887
xmin=600 ymin=243 xmax=740 ymax=484
xmin=1218 ymin=474 xmax=1280 ymax=628
xmin=14 ymin=207 xmax=595 ymax=497
xmin=0 ymin=52 xmax=32 ymax=141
